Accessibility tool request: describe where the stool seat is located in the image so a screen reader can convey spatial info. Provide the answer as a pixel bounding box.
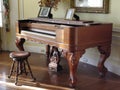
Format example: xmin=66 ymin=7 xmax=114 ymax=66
xmin=8 ymin=51 xmax=35 ymax=85
xmin=9 ymin=51 xmax=30 ymax=60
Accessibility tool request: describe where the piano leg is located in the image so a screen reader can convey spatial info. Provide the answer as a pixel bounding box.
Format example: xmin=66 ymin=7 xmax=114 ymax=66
xmin=49 ymin=46 xmax=63 ymax=71
xmin=97 ymin=45 xmax=111 ymax=77
xmin=15 ymin=38 xmax=25 ymax=51
xmin=46 ymin=45 xmax=50 ymax=60
xmin=66 ymin=50 xmax=85 ymax=87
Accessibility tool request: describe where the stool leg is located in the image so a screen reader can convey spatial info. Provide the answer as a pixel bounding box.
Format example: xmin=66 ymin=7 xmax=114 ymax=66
xmin=19 ymin=60 xmax=25 ymax=74
xmin=19 ymin=60 xmax=22 ymax=74
xmin=18 ymin=60 xmax=27 ymax=75
xmin=8 ymin=61 xmax=15 ymax=78
xmin=15 ymin=61 xmax=19 ymax=85
xmin=25 ymin=59 xmax=36 ymax=81
xmin=23 ymin=61 xmax=27 ymax=75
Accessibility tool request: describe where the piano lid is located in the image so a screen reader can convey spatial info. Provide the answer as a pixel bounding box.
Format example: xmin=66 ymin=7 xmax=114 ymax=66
xmin=19 ymin=18 xmax=95 ymax=26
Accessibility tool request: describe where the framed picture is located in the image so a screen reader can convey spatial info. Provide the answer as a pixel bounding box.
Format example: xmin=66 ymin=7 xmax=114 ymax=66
xmin=65 ymin=8 xmax=75 ymax=20
xmin=38 ymin=7 xmax=51 ymax=18
xmin=70 ymin=0 xmax=109 ymax=13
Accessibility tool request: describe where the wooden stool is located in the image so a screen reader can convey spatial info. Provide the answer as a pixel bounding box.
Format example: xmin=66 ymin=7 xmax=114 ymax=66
xmin=8 ymin=51 xmax=36 ymax=85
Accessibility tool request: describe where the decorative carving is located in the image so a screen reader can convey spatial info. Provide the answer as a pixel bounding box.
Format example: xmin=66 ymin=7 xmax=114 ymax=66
xmin=15 ymin=38 xmax=25 ymax=51
xmin=48 ymin=46 xmax=62 ymax=71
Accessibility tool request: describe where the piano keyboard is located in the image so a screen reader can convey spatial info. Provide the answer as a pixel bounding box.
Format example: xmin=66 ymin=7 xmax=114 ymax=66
xmin=21 ymin=29 xmax=56 ymax=39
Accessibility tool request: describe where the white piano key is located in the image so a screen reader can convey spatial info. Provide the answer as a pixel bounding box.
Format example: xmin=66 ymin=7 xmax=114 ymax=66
xmin=21 ymin=30 xmax=56 ymax=39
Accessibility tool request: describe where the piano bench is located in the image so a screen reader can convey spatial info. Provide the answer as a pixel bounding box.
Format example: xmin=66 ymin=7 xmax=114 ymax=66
xmin=8 ymin=51 xmax=36 ymax=85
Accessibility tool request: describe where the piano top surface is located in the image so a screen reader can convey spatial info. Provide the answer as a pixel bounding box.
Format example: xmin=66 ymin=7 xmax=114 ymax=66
xmin=19 ymin=18 xmax=102 ymax=27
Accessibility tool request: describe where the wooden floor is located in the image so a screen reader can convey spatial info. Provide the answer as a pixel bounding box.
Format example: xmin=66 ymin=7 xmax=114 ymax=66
xmin=0 ymin=51 xmax=120 ymax=90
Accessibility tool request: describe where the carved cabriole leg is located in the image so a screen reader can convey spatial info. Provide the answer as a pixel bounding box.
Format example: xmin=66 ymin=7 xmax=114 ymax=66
xmin=97 ymin=45 xmax=111 ymax=77
xmin=66 ymin=50 xmax=85 ymax=87
xmin=15 ymin=38 xmax=25 ymax=51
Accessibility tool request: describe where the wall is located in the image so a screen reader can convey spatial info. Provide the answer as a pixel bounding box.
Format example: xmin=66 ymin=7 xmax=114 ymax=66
xmin=1 ymin=0 xmax=120 ymax=75
xmin=18 ymin=0 xmax=40 ymax=19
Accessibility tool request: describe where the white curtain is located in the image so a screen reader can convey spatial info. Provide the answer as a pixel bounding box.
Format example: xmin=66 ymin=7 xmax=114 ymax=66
xmin=0 ymin=0 xmax=3 ymax=27
xmin=0 ymin=0 xmax=10 ymax=51
xmin=3 ymin=0 xmax=10 ymax=32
